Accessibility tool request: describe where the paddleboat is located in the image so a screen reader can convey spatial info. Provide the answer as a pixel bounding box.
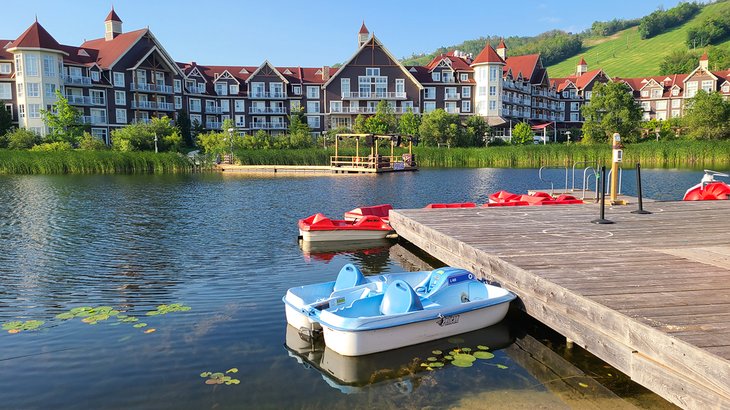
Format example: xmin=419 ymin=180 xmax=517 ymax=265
xmin=683 ymin=170 xmax=730 ymax=201
xmin=298 ymin=213 xmax=394 ymax=242
xmin=424 ymin=202 xmax=477 ymax=209
xmin=343 ymin=204 xmax=393 ymax=222
xmin=486 ymin=190 xmax=583 ymax=207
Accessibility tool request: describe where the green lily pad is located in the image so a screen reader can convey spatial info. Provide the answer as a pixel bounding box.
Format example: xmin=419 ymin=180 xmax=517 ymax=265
xmin=432 ymin=350 xmax=442 ymax=355
xmin=429 ymin=362 xmax=444 ymax=368
xmin=2 ymin=321 xmax=23 ymax=330
xmin=230 ymin=379 xmax=240 ymax=385
xmin=444 ymin=355 xmax=453 ymax=360
xmin=133 ymin=323 xmax=147 ymax=328
xmin=200 ymin=372 xmax=211 ymax=378
xmin=477 ymin=345 xmax=489 ymax=350
xmin=461 ymin=347 xmax=472 ymax=353
xmin=427 ymin=357 xmax=438 ymax=362
xmin=496 ymin=364 xmax=509 ymax=370
xmin=451 ymin=360 xmax=473 ymax=368
xmin=420 ymin=363 xmax=430 ymax=367
xmin=453 ymin=353 xmax=476 ymax=363
xmin=211 ymin=372 xmax=224 ymax=379
xmin=226 ymin=368 xmax=238 ymax=374
xmin=55 ymin=312 xmax=75 ymax=320
xmin=474 ymin=351 xmax=495 ymax=360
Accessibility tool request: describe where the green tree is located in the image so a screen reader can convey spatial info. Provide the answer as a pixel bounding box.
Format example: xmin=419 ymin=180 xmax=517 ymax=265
xmin=364 ymin=100 xmax=397 ymax=135
xmin=708 ymin=45 xmax=730 ymax=71
xmin=659 ymin=49 xmax=700 ymax=75
xmin=353 ymin=114 xmax=368 ymax=134
xmin=78 ymin=132 xmax=108 ymax=150
xmin=418 ymin=109 xmax=460 ymax=147
xmin=6 ymin=128 xmax=40 ymax=149
xmin=512 ymin=122 xmax=535 ymax=145
xmin=191 ymin=119 xmax=205 ymax=139
xmin=41 ymin=90 xmax=85 ymax=145
xmin=111 ymin=116 xmax=180 ymax=152
xmin=175 ymin=110 xmax=193 ymax=147
xmin=464 ymin=115 xmax=490 ymax=146
xmin=398 ymin=108 xmax=421 ymax=136
xmin=581 ymin=82 xmax=643 ymax=144
xmin=287 ymin=111 xmax=312 ymax=148
xmin=682 ymin=90 xmax=730 ymax=140
xmin=0 ymin=104 xmax=12 ymax=137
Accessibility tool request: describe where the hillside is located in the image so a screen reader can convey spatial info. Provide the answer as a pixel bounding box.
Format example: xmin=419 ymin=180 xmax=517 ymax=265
xmin=546 ymin=0 xmax=730 ymax=77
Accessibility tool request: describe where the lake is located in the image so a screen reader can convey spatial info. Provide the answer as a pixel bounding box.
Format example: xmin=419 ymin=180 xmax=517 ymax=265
xmin=1 ymin=167 xmax=713 ymax=409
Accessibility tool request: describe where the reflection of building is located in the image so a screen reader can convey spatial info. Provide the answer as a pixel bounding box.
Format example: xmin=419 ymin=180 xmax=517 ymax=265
xmin=2 ymin=8 xmax=730 ymax=142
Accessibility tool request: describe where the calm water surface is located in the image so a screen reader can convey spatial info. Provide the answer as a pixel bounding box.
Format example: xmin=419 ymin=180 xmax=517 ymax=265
xmin=0 ymin=167 xmax=712 ymax=409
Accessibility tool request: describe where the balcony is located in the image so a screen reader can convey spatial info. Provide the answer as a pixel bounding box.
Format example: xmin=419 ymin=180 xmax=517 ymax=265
xmin=250 ymin=122 xmax=287 ymax=130
xmin=341 ymin=92 xmax=407 ymax=100
xmin=131 ymin=118 xmax=151 ymax=124
xmin=131 ymin=101 xmax=175 ymax=111
xmin=186 ymin=85 xmax=206 ymax=94
xmin=249 ymin=91 xmax=286 ymax=99
xmin=444 ymin=107 xmax=461 ymax=114
xmin=444 ymin=93 xmax=461 ymax=101
xmin=206 ymin=121 xmax=222 ymax=129
xmin=329 ymin=106 xmax=420 ymax=114
xmin=80 ymin=115 xmax=107 ymax=125
xmin=441 ymin=77 xmax=456 ymax=83
xmin=205 ymin=106 xmax=223 ymax=114
xmin=66 ymin=95 xmax=105 ymax=106
xmin=249 ymin=107 xmax=287 ymax=114
xmin=130 ymin=83 xmax=173 ymax=94
xmin=64 ymin=76 xmax=92 ymax=86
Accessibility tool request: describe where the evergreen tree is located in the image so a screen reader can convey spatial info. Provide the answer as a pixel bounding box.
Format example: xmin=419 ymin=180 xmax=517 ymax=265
xmin=353 ymin=114 xmax=368 ymax=134
xmin=0 ymin=104 xmax=12 ymax=137
xmin=175 ymin=110 xmax=193 ymax=147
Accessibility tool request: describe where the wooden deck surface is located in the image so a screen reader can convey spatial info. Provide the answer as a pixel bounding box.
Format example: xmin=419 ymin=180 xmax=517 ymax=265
xmin=389 ymin=200 xmax=730 ymax=410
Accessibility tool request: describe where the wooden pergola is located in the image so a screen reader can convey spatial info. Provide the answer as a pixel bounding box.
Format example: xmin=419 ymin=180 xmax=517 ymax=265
xmin=330 ymin=133 xmax=417 ymax=173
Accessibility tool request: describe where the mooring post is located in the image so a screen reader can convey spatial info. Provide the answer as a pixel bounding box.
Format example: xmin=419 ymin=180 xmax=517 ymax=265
xmin=631 ymin=162 xmax=652 ymax=215
xmin=592 ymin=166 xmax=614 ymax=224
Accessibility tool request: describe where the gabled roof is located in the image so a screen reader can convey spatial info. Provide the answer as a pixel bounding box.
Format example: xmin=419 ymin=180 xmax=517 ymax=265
xmin=504 ymin=54 xmax=542 ymax=83
xmin=700 ymin=52 xmax=708 ymax=61
xmin=0 ymin=40 xmax=14 ymax=61
xmin=7 ymin=21 xmax=67 ymax=55
xmin=80 ymin=28 xmax=147 ymax=68
xmin=323 ymin=35 xmax=423 ymax=89
xmin=245 ymin=60 xmax=289 ymax=84
xmin=426 ymin=53 xmax=473 ymax=72
xmin=578 ymin=57 xmax=587 ymax=65
xmin=497 ymin=39 xmax=507 ymax=50
xmin=472 ymin=43 xmax=504 ymax=65
xmin=106 ymin=7 xmax=122 ymax=23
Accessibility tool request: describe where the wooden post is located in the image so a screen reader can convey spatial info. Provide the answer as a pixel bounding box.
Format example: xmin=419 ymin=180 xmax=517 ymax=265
xmin=356 ymin=137 xmax=359 ymax=161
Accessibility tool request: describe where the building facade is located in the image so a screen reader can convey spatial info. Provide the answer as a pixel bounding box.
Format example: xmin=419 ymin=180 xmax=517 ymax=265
xmin=1 ymin=9 xmax=729 ymax=143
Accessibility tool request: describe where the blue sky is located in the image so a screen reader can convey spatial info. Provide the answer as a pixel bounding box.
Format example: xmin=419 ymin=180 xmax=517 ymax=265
xmin=3 ymin=0 xmax=687 ymax=67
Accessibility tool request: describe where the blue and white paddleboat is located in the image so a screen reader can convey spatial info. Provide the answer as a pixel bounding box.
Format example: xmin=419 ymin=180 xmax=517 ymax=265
xmin=283 ymin=264 xmax=516 ymax=356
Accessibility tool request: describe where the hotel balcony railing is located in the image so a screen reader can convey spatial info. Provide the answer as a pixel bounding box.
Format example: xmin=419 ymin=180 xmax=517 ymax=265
xmin=186 ymin=85 xmax=206 ymax=94
xmin=250 ymin=122 xmax=287 ymax=130
xmin=249 ymin=107 xmax=287 ymax=114
xmin=441 ymin=77 xmax=456 ymax=83
xmin=329 ymin=106 xmax=419 ymax=114
xmin=131 ymin=118 xmax=151 ymax=124
xmin=205 ymin=106 xmax=223 ymax=114
xmin=206 ymin=121 xmax=222 ymax=129
xmin=249 ymin=91 xmax=286 ymax=99
xmin=131 ymin=83 xmax=174 ymax=94
xmin=64 ymin=76 xmax=92 ymax=86
xmin=341 ymin=92 xmax=407 ymax=100
xmin=235 ymin=122 xmax=246 ymax=128
xmin=131 ymin=101 xmax=175 ymax=111
xmin=80 ymin=115 xmax=107 ymax=125
xmin=66 ymin=95 xmax=105 ymax=106
xmin=444 ymin=107 xmax=461 ymax=114
xmin=444 ymin=93 xmax=461 ymax=100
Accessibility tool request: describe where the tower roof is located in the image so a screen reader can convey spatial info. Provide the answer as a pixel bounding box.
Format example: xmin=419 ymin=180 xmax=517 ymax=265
xmin=359 ymin=21 xmax=369 ymax=34
xmin=472 ymin=42 xmax=504 ymax=65
xmin=497 ymin=38 xmax=507 ymax=49
xmin=700 ymin=52 xmax=709 ymax=61
xmin=106 ymin=7 xmax=122 ymax=23
xmin=578 ymin=57 xmax=587 ymax=65
xmin=7 ymin=21 xmax=65 ymax=52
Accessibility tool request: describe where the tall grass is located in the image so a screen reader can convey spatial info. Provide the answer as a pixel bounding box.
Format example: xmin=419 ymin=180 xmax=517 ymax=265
xmin=0 ymin=150 xmax=193 ymax=174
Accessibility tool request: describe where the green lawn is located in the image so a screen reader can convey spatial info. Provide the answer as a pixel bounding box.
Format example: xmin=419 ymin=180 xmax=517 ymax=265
xmin=547 ymin=1 xmax=730 ymax=78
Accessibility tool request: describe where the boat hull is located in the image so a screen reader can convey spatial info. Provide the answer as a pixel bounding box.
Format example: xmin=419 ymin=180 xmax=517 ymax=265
xmin=321 ymin=301 xmax=511 ymax=356
xmin=299 ymin=229 xmax=393 ymax=242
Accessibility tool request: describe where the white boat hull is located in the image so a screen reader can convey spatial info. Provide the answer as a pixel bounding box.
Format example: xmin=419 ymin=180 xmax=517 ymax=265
xmin=285 ymin=303 xmax=322 ymax=331
xmin=299 ymin=229 xmax=392 ymax=242
xmin=321 ymin=302 xmax=510 ymax=356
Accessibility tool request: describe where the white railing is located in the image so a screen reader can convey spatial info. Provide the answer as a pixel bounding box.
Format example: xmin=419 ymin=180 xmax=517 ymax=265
xmin=250 ymin=122 xmax=287 ymax=129
xmin=66 ymin=95 xmax=105 ymax=105
xmin=341 ymin=91 xmax=407 ymax=99
xmin=206 ymin=121 xmax=222 ymax=129
xmin=186 ymin=85 xmax=206 ymax=94
xmin=445 ymin=107 xmax=461 ymax=114
xmin=444 ymin=93 xmax=461 ymax=100
xmin=329 ymin=106 xmax=420 ymax=114
xmin=249 ymin=91 xmax=286 ymax=99
xmin=248 ymin=107 xmax=287 ymax=114
xmin=64 ymin=76 xmax=92 ymax=86
xmin=131 ymin=83 xmax=174 ymax=94
xmin=205 ymin=106 xmax=223 ymax=114
xmin=131 ymin=101 xmax=175 ymax=111
xmin=80 ymin=115 xmax=107 ymax=125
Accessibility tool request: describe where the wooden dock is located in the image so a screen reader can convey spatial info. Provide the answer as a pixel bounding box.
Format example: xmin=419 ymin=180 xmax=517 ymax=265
xmin=389 ymin=200 xmax=730 ymax=409
xmin=216 ymin=164 xmax=417 ymax=174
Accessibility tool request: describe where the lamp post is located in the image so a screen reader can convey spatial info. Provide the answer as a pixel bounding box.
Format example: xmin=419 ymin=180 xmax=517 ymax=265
xmin=227 ymin=128 xmax=234 ymax=163
xmin=565 ymin=130 xmax=572 ymax=145
xmin=154 ymin=132 xmax=158 ymax=153
xmin=322 ymin=131 xmax=327 ymax=149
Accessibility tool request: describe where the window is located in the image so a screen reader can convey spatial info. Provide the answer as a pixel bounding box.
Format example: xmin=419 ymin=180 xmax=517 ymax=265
xmin=442 ymin=71 xmax=454 ymax=83
xmin=461 ymin=100 xmax=471 ymax=113
xmin=270 ymin=83 xmax=284 ymax=97
xmin=220 ymin=100 xmax=230 ymax=113
xmin=235 ymin=115 xmax=245 ymax=127
xmin=489 ymin=100 xmax=496 ymax=110
xmin=115 ymin=91 xmax=126 ymax=105
xmin=656 ymin=100 xmax=667 ymax=110
xmin=189 ymin=98 xmax=201 ymax=112
xmin=90 ymin=108 xmax=106 ymax=124
xmin=234 ymin=100 xmax=245 ymax=112
xmin=290 ymin=100 xmax=301 ymax=112
xmin=701 ymin=80 xmax=714 ymax=93
xmin=28 ymin=103 xmax=40 ymax=118
xmin=460 ymin=73 xmax=468 ymax=81
xmin=641 ymin=90 xmax=649 ymax=97
xmin=570 ymin=113 xmax=580 ymax=122
xmin=116 ymin=109 xmax=127 ymax=124
xmin=424 ymin=87 xmax=436 ymax=99
xmin=445 ymin=87 xmax=458 ymax=99
xmin=686 ymin=81 xmax=698 ymax=98
xmin=641 ymin=101 xmax=651 ymax=111
xmin=478 ymin=86 xmax=486 ymax=97
xmin=42 ymin=56 xmax=56 ymax=77
xmin=672 ymin=99 xmax=681 ymax=108
xmin=306 ymin=86 xmax=320 ymax=99
xmin=396 ymin=79 xmax=405 ymax=95
xmin=307 ymin=116 xmax=320 ymax=128
xmin=90 ymin=90 xmax=105 ymax=105
xmin=657 ymin=111 xmax=667 ymax=120
xmin=91 ymin=128 xmax=107 ymax=142
xmin=651 ymin=88 xmax=661 ymax=98
xmin=570 ymin=102 xmax=580 ymax=111
xmin=723 ymin=84 xmax=730 ymax=93
xmin=489 ymin=67 xmax=499 ymax=81
xmin=44 ymin=83 xmax=56 ymax=97
xmin=174 ymin=79 xmax=181 ymax=93
xmin=114 ymin=72 xmax=125 ymax=87
xmin=365 ymin=67 xmax=380 ymax=76
xmin=174 ymin=96 xmax=182 ymax=109
xmin=91 ymin=71 xmax=100 ymax=82
xmin=215 ymin=83 xmax=227 ymax=96
xmin=18 ymin=104 xmax=25 ymax=118
xmin=431 ymin=71 xmax=441 ymax=82
xmin=672 ymin=110 xmax=680 ymax=118
xmin=462 ymin=86 xmax=471 ymax=98
xmin=671 ymin=88 xmax=679 ymax=96
xmin=25 ymin=55 xmax=39 ymax=76
xmin=402 ymin=101 xmax=414 ymax=111
xmin=292 ymin=85 xmax=301 ymax=95
xmin=489 ymin=86 xmax=496 ymax=96
xmin=330 ymin=101 xmax=342 ymax=112
xmin=340 ymin=78 xmax=350 ymax=97
xmin=0 ymin=63 xmax=11 ymax=74
xmin=27 ymin=83 xmax=40 ymax=97
xmin=17 ymin=83 xmax=23 ymax=97
xmin=424 ymin=101 xmax=436 ymax=113
xmin=136 ymin=69 xmax=147 ymax=84
xmin=306 ymin=101 xmax=320 ymax=113
xmin=0 ymin=83 xmax=10 ymax=99
xmin=585 ymin=91 xmax=593 ymax=100
xmin=230 ymin=84 xmax=239 ymax=95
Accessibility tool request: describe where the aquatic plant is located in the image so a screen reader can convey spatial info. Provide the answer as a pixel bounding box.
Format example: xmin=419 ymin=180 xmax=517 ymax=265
xmin=200 ymin=368 xmax=240 ymax=385
xmin=416 ymin=343 xmax=509 ymax=372
xmin=0 ymin=149 xmax=194 ymax=174
xmin=2 ymin=320 xmax=44 ymax=334
xmin=145 ymin=303 xmax=192 ymax=316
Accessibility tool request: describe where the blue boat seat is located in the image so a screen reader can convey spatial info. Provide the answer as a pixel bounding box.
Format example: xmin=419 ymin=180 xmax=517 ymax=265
xmin=333 ymin=264 xmax=365 ymax=292
xmin=415 ymin=267 xmax=473 ymax=297
xmin=380 ymin=280 xmax=423 ymax=315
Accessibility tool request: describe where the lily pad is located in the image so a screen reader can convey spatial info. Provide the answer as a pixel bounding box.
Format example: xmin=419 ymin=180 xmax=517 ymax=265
xmin=200 ymin=372 xmax=211 ymax=378
xmin=461 ymin=347 xmax=472 ymax=353
xmin=496 ymin=364 xmax=509 ymax=370
xmin=477 ymin=345 xmax=489 ymax=350
xmin=451 ymin=360 xmax=474 ymax=368
xmin=226 ymin=368 xmax=238 ymax=374
xmin=229 ymin=379 xmax=240 ymax=385
xmin=473 ymin=351 xmax=495 ymax=360
xmin=444 ymin=355 xmax=453 ymax=361
xmin=55 ymin=312 xmax=75 ymax=320
xmin=452 ymin=353 xmax=476 ymax=363
xmin=429 ymin=362 xmax=444 ymax=368
xmin=431 ymin=350 xmax=442 ymax=355
xmin=420 ymin=363 xmax=430 ymax=367
xmin=133 ymin=323 xmax=148 ymax=328
xmin=427 ymin=357 xmax=438 ymax=362
xmin=3 ymin=320 xmax=45 ymax=332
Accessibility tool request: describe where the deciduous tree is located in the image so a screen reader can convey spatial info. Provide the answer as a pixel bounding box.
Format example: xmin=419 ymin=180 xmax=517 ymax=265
xmin=581 ymin=82 xmax=643 ymax=143
xmin=42 ymin=90 xmax=85 ymax=145
xmin=682 ymin=90 xmax=730 ymax=140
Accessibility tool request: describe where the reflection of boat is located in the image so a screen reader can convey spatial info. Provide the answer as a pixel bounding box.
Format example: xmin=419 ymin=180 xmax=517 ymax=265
xmin=284 ymin=322 xmax=514 ymax=394
xmin=318 ymin=268 xmax=516 ymax=356
xmin=298 ymin=213 xmax=394 ymax=242
xmin=344 ymin=204 xmax=393 ymax=222
xmin=299 ymin=239 xmax=393 ymax=263
xmin=683 ymin=170 xmax=730 ymax=201
xmin=486 ymin=190 xmax=583 ymax=207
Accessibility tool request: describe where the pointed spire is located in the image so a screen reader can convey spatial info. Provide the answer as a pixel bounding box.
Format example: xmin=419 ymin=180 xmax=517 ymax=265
xmin=472 ymin=42 xmax=504 ymax=66
xmin=359 ymin=21 xmax=369 ymax=34
xmin=700 ymin=52 xmax=709 ymax=61
xmin=579 ymin=56 xmax=587 ymax=65
xmin=7 ymin=20 xmax=65 ymax=53
xmin=106 ymin=6 xmax=122 ymax=23
xmin=497 ymin=38 xmax=507 ymax=50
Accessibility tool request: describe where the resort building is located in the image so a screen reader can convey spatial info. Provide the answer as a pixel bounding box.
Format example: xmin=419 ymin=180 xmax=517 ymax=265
xmin=1 ymin=8 xmax=729 ymax=143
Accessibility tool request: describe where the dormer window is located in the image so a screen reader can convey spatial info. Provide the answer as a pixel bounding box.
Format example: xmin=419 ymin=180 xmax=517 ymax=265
xmin=460 ymin=73 xmax=468 ymax=81
xmin=432 ymin=72 xmax=441 ymax=82
xmin=91 ymin=71 xmax=100 ymax=81
xmin=671 ymin=88 xmax=679 ymax=96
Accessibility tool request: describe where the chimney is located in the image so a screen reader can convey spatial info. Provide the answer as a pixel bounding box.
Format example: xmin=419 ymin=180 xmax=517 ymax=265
xmin=322 ymin=66 xmax=330 ymax=81
xmin=700 ymin=52 xmax=709 ymax=71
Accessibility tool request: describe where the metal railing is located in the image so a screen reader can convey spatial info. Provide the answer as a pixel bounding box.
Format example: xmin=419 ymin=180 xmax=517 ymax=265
xmin=131 ymin=101 xmax=175 ymax=111
xmin=185 ymin=85 xmax=206 ymax=94
xmin=206 ymin=121 xmax=221 ymax=129
xmin=80 ymin=115 xmax=107 ymax=125
xmin=64 ymin=76 xmax=92 ymax=86
xmin=249 ymin=91 xmax=286 ymax=99
xmin=205 ymin=106 xmax=223 ymax=114
xmin=249 ymin=122 xmax=287 ymax=130
xmin=538 ymin=166 xmax=569 ymax=196
xmin=131 ymin=83 xmax=174 ymax=94
xmin=329 ymin=106 xmax=420 ymax=114
xmin=66 ymin=95 xmax=105 ymax=106
xmin=341 ymin=91 xmax=407 ymax=99
xmin=248 ymin=107 xmax=287 ymax=114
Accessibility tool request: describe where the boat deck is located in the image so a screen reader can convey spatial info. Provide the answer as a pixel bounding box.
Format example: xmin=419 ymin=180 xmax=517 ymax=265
xmin=389 ymin=200 xmax=730 ymax=409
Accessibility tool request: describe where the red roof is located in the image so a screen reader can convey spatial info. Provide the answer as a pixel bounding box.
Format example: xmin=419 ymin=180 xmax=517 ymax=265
xmin=472 ymin=43 xmax=504 ymax=65
xmin=504 ymin=54 xmax=541 ymax=82
xmin=0 ymin=40 xmax=13 ymax=60
xmin=497 ymin=38 xmax=507 ymax=50
xmin=7 ymin=21 xmax=64 ymax=52
xmin=105 ymin=7 xmax=122 ymax=23
xmin=578 ymin=57 xmax=587 ymax=65
xmin=700 ymin=52 xmax=709 ymax=61
xmin=425 ymin=53 xmax=473 ymax=72
xmin=359 ymin=22 xmax=369 ymax=34
xmin=81 ymin=29 xmax=147 ymax=69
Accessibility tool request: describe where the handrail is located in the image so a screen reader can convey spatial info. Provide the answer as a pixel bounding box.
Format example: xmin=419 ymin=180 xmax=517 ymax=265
xmin=538 ymin=166 xmax=569 ymax=196
xmin=583 ymin=167 xmax=598 ymax=200
xmin=606 ymin=167 xmax=624 ymax=195
xmin=571 ymin=161 xmax=598 ymax=191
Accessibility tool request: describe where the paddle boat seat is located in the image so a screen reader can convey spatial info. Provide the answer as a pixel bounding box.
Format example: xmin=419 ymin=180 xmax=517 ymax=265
xmin=415 ymin=267 xmax=472 ymax=296
xmin=333 ymin=264 xmax=365 ymax=292
xmin=380 ymin=280 xmax=423 ymax=315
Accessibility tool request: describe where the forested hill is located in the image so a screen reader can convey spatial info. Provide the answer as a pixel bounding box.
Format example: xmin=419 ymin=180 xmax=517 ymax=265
xmin=402 ymin=1 xmax=730 ymax=78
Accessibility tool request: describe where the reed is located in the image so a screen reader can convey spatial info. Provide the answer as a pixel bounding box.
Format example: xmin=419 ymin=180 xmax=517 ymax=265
xmin=0 ymin=150 xmax=193 ymax=174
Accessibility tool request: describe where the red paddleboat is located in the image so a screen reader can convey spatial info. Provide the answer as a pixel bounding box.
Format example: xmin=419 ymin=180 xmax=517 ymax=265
xmin=298 ymin=213 xmax=394 ymax=242
xmin=424 ymin=202 xmax=477 ymax=209
xmin=343 ymin=204 xmax=393 ymax=222
xmin=485 ymin=191 xmax=583 ymax=207
xmin=683 ymin=170 xmax=730 ymax=201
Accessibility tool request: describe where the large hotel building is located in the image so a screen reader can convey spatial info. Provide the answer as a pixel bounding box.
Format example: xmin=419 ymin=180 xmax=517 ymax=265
xmin=1 ymin=9 xmax=729 ymax=143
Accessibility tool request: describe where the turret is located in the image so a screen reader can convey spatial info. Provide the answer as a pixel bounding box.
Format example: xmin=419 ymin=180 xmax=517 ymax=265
xmin=496 ymin=38 xmax=507 ymax=60
xmin=699 ymin=52 xmax=709 ymax=71
xmin=105 ymin=7 xmax=123 ymax=41
xmin=358 ymin=21 xmax=369 ymax=48
xmin=577 ymin=57 xmax=588 ymax=76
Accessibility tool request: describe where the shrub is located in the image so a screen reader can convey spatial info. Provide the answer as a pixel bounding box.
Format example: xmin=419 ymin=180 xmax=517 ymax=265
xmin=6 ymin=128 xmax=40 ymax=150
xmin=639 ymin=2 xmax=701 ymax=39
xmin=30 ymin=141 xmax=73 ymax=151
xmin=78 ymin=132 xmax=108 ymax=150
